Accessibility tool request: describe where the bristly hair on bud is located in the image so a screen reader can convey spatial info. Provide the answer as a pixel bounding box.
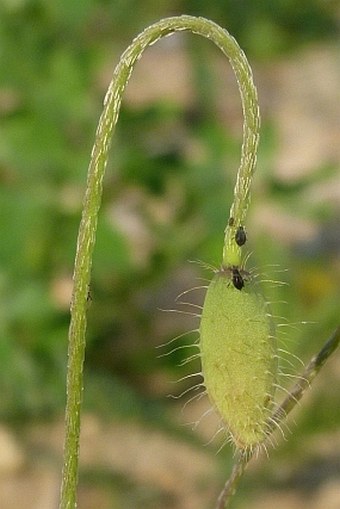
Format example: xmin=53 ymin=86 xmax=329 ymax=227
xmin=199 ymin=267 xmax=278 ymax=451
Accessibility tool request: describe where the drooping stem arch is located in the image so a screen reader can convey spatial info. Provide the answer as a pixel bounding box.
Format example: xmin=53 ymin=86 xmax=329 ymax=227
xmin=59 ymin=15 xmax=260 ymax=509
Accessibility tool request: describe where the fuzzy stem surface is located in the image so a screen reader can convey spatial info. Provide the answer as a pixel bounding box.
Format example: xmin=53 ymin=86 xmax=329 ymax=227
xmin=59 ymin=15 xmax=261 ymax=509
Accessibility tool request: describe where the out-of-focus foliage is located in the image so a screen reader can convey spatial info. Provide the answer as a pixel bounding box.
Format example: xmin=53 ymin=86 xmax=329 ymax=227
xmin=0 ymin=0 xmax=340 ymax=483
xmin=185 ymin=0 xmax=339 ymax=57
xmin=1 ymin=1 xmax=340 ymax=507
xmin=0 ymin=0 xmax=236 ymax=418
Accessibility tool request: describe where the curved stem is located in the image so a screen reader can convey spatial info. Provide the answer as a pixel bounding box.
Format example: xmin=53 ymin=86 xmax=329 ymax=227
xmin=59 ymin=15 xmax=260 ymax=509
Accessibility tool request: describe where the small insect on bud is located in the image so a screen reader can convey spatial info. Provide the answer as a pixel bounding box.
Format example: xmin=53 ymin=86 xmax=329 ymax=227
xmin=200 ymin=272 xmax=277 ymax=450
xmin=235 ymin=226 xmax=247 ymax=246
xmin=231 ymin=266 xmax=244 ymax=290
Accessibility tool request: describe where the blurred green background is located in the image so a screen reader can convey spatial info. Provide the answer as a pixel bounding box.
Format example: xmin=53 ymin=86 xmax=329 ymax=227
xmin=0 ymin=1 xmax=340 ymax=508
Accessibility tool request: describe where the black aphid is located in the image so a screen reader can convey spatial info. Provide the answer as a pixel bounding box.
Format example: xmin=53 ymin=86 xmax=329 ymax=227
xmin=231 ymin=266 xmax=244 ymax=290
xmin=235 ymin=225 xmax=247 ymax=246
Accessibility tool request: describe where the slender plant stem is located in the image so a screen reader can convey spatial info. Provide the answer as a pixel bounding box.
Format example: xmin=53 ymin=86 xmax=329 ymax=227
xmin=216 ymin=450 xmax=250 ymax=509
xmin=59 ymin=16 xmax=262 ymax=509
xmin=216 ymin=326 xmax=340 ymax=508
xmin=270 ymin=325 xmax=340 ymax=429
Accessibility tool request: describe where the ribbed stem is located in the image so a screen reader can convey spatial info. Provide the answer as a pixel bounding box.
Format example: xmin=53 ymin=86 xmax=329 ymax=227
xmin=59 ymin=15 xmax=260 ymax=508
xmin=216 ymin=450 xmax=250 ymax=509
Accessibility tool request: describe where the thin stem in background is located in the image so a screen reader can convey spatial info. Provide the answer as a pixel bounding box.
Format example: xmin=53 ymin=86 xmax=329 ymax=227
xmin=216 ymin=326 xmax=340 ymax=509
xmin=216 ymin=450 xmax=250 ymax=509
xmin=59 ymin=16 xmax=261 ymax=509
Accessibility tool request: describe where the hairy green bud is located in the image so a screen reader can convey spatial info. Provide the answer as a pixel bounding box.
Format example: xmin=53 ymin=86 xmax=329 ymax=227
xmin=200 ymin=271 xmax=277 ymax=450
